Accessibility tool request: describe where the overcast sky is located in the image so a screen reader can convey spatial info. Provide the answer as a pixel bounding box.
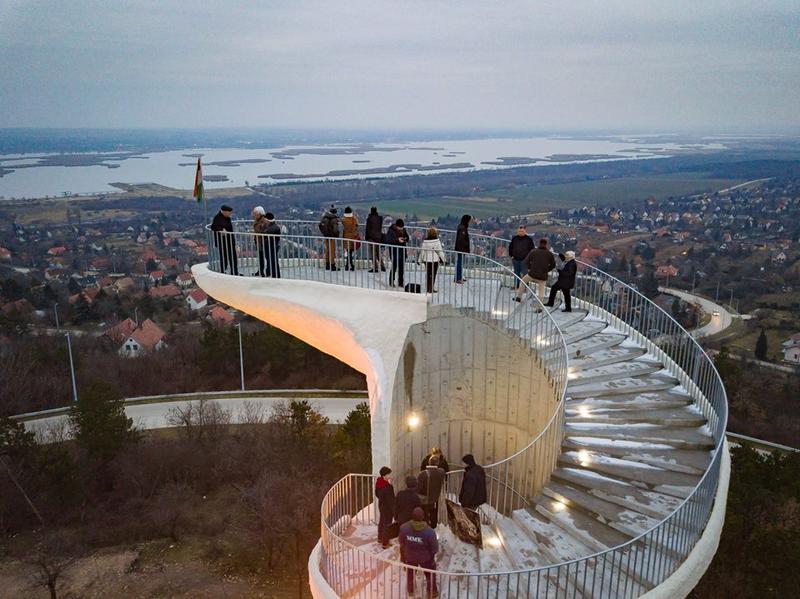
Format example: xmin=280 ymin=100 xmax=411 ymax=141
xmin=1 ymin=0 xmax=798 ymax=132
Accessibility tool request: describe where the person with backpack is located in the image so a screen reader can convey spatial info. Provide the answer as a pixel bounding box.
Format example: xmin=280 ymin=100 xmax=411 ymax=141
xmin=319 ymin=205 xmax=340 ymax=271
xmin=375 ymin=466 xmax=395 ymax=549
xmin=395 ymin=476 xmax=422 ymax=527
xmin=385 ymin=218 xmax=408 ymax=288
xmin=416 ymin=454 xmax=445 ymax=528
xmin=454 ymin=214 xmax=472 ymax=284
xmin=399 ymin=507 xmax=439 ymax=598
xmin=341 ymin=206 xmax=360 ymax=271
xmin=365 ymin=206 xmax=386 ymax=272
xmin=417 ymin=227 xmax=446 ymax=293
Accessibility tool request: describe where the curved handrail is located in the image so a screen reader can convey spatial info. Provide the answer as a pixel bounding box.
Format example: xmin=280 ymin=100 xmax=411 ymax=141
xmin=207 ymin=220 xmax=728 ymax=596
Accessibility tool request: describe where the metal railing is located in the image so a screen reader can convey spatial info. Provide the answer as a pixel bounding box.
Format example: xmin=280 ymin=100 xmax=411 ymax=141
xmin=205 ymin=220 xmax=728 ymax=597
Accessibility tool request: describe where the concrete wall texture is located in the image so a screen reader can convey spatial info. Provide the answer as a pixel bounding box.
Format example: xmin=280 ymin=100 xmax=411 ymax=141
xmin=390 ymin=305 xmax=555 ymax=478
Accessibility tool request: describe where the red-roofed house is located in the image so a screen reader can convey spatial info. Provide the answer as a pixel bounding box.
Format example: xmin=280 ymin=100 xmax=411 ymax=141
xmin=119 ymin=319 xmax=166 ymax=357
xmin=186 ymin=289 xmax=208 ymax=311
xmin=149 ymin=270 xmax=165 ymax=284
xmin=48 ymin=246 xmax=67 ymax=256
xmin=0 ymin=248 xmax=11 ymax=261
xmin=115 ymin=277 xmax=136 ymax=293
xmin=207 ymin=306 xmax=234 ymax=326
xmin=150 ymin=284 xmax=181 ymax=298
xmin=90 ymin=256 xmax=110 ymax=270
xmin=655 ymin=265 xmax=679 ymax=278
xmin=176 ymin=272 xmax=194 ymax=288
xmin=104 ymin=318 xmax=138 ymax=343
xmin=1 ymin=298 xmax=33 ymax=316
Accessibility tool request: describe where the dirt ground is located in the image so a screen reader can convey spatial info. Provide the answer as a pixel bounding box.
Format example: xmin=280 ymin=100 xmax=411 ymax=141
xmin=0 ymin=540 xmax=301 ymax=599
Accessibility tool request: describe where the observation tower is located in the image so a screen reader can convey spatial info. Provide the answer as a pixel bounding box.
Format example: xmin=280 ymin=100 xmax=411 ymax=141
xmin=192 ymin=220 xmax=729 ymax=599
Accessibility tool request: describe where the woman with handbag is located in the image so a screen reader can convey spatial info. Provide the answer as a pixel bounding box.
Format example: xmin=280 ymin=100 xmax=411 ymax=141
xmin=417 ymin=227 xmax=446 ymax=293
xmin=341 ymin=206 xmax=360 ymax=271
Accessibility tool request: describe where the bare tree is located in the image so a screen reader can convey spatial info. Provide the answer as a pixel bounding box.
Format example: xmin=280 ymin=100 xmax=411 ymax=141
xmin=166 ymin=399 xmax=231 ymax=444
xmin=26 ymin=532 xmax=81 ymax=599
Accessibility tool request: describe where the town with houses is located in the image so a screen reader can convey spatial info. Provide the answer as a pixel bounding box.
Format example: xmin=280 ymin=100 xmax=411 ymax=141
xmin=0 ymin=175 xmax=798 ymax=365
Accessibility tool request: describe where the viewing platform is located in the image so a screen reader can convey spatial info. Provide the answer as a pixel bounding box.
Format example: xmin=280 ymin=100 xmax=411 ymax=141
xmin=192 ymin=220 xmax=729 ymax=599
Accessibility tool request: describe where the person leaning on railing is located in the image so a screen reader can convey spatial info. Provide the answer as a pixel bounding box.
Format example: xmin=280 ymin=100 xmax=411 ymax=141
xmin=454 ymin=214 xmax=473 ymax=284
xmin=341 ymin=206 xmax=360 ymax=271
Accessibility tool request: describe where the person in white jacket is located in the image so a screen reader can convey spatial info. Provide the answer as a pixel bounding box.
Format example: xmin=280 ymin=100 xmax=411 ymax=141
xmin=417 ymin=228 xmax=447 ymax=293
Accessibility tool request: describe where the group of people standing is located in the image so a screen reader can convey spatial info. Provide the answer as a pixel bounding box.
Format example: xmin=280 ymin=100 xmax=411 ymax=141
xmin=211 ymin=204 xmax=576 ymax=311
xmin=209 ymin=204 xmax=282 ymax=279
xmin=509 ymin=225 xmax=577 ymax=312
xmin=374 ymin=448 xmax=487 ymax=597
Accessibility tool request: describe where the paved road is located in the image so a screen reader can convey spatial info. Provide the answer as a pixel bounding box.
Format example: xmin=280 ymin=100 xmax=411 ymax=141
xmin=21 ymin=393 xmax=365 ymax=438
xmin=659 ymin=287 xmax=735 ymax=339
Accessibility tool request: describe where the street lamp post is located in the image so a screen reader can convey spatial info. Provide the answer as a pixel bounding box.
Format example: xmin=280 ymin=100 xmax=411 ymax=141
xmin=65 ymin=332 xmax=78 ymax=402
xmin=53 ymin=303 xmax=60 ymax=330
xmin=236 ymin=323 xmax=245 ymax=391
xmin=715 ymin=280 xmax=720 ymax=301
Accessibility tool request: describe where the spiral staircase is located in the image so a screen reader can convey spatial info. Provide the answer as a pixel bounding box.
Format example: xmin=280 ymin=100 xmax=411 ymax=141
xmin=193 ymin=220 xmax=729 ymax=599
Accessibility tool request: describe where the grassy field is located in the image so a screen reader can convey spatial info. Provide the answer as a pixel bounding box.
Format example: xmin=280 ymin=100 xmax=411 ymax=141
xmin=726 ymin=327 xmax=792 ymax=362
xmin=351 ymin=173 xmax=745 ymax=220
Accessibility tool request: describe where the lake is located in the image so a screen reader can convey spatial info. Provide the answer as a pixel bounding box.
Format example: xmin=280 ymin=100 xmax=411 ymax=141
xmin=0 ymin=136 xmax=728 ymax=199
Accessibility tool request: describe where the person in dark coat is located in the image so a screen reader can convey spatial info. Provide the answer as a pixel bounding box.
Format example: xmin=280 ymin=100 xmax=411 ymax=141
xmin=398 ymin=507 xmax=439 ymax=597
xmin=458 ymin=454 xmax=487 ymax=511
xmin=211 ymin=205 xmax=238 ymax=275
xmin=546 ymin=250 xmax=577 ymax=312
xmin=508 ymin=226 xmax=534 ymax=288
xmin=385 ymin=218 xmax=408 ymax=288
xmin=252 ymin=206 xmax=269 ymax=277
xmin=395 ymin=476 xmax=423 ymax=527
xmin=375 ymin=466 xmax=395 ymax=548
xmin=365 ymin=206 xmax=386 ymax=272
xmin=263 ymin=212 xmax=281 ymax=278
xmin=319 ymin=205 xmax=340 ymax=270
xmin=417 ymin=455 xmax=445 ymax=528
xmin=515 ymin=238 xmax=556 ymax=310
xmin=420 ymin=447 xmax=450 ymax=474
xmin=454 ymin=214 xmax=472 ymax=283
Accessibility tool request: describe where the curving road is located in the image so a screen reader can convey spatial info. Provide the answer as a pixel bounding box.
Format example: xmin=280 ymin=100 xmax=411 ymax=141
xmin=15 ymin=390 xmax=367 ymax=438
xmin=659 ymin=287 xmax=735 ymax=339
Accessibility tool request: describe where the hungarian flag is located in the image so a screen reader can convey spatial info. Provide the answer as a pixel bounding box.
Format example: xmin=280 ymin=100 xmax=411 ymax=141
xmin=192 ymin=158 xmax=204 ymax=203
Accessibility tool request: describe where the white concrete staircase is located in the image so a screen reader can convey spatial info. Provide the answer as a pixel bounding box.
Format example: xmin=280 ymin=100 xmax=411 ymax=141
xmin=333 ymin=288 xmax=713 ymax=598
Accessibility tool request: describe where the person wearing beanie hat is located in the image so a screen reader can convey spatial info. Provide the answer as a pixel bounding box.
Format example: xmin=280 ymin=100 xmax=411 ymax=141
xmin=395 ymin=475 xmax=422 ymax=527
xmin=341 ymin=206 xmax=360 ymax=271
xmin=545 ymin=248 xmax=578 ymax=312
xmin=365 ymin=206 xmax=386 ymax=272
xmin=375 ymin=466 xmax=395 ymax=548
xmin=399 ymin=506 xmax=439 ymax=596
xmin=459 ymin=453 xmax=487 ymax=510
xmin=319 ymin=205 xmax=341 ymax=270
xmin=211 ymin=204 xmax=238 ymax=275
xmin=384 ymin=218 xmax=408 ymax=288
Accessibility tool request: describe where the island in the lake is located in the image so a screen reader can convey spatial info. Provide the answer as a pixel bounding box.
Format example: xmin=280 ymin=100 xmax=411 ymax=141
xmin=258 ymin=162 xmax=474 ymax=180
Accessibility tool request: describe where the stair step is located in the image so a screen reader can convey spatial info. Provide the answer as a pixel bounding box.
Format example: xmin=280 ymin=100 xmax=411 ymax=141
xmin=565 ymin=405 xmax=706 ymax=428
xmin=535 ymin=496 xmax=630 ymax=553
xmin=551 ymin=467 xmax=684 ymax=519
xmin=563 ymin=438 xmax=712 ymax=475
xmin=568 ymin=333 xmax=627 ymax=358
xmin=561 ymin=320 xmax=609 ymax=344
xmin=568 ymin=374 xmax=679 ymax=399
xmin=558 ymin=451 xmax=700 ymax=497
xmin=567 ymin=359 xmax=663 ymax=386
xmin=564 ymin=423 xmax=715 ymax=449
xmin=478 ymin=524 xmax=516 ymax=572
xmin=566 ymin=390 xmax=694 ymax=411
xmin=515 ymin=508 xmax=650 ymax=598
xmin=568 ymin=346 xmax=648 ymax=371
xmin=494 ymin=516 xmax=549 ymax=569
xmin=543 ymin=481 xmax=660 ymax=537
xmin=549 ymin=309 xmax=589 ymax=329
